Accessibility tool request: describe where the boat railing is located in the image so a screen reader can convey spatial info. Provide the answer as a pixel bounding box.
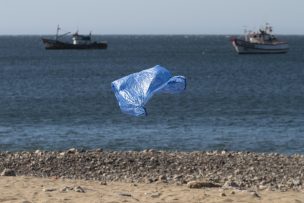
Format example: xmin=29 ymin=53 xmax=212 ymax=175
xmin=56 ymin=32 xmax=71 ymax=41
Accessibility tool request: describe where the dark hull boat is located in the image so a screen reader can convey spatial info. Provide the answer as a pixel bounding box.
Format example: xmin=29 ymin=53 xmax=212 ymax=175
xmin=41 ymin=26 xmax=107 ymax=50
xmin=41 ymin=38 xmax=107 ymax=50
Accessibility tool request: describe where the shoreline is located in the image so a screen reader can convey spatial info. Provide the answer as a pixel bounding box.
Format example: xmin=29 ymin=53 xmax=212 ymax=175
xmin=1 ymin=149 xmax=304 ymax=192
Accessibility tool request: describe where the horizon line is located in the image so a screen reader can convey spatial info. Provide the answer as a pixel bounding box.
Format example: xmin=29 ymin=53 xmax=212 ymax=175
xmin=0 ymin=33 xmax=303 ymax=36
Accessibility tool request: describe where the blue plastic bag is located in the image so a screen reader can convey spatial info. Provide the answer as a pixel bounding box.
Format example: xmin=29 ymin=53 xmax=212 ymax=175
xmin=111 ymin=65 xmax=186 ymax=116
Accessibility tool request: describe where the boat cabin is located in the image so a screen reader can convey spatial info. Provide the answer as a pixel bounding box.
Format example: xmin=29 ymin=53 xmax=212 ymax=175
xmin=245 ymin=24 xmax=278 ymax=44
xmin=72 ymin=32 xmax=92 ymax=45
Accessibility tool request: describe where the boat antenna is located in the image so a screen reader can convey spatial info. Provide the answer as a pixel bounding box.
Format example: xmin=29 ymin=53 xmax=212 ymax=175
xmin=266 ymin=22 xmax=273 ymax=33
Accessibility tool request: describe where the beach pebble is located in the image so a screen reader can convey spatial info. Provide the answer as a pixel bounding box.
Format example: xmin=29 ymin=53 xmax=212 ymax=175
xmin=145 ymin=192 xmax=161 ymax=198
xmin=158 ymin=175 xmax=167 ymax=182
xmin=1 ymin=150 xmax=304 ymax=191
xmin=67 ymin=148 xmax=77 ymax=154
xmin=42 ymin=188 xmax=56 ymax=192
xmin=258 ymin=185 xmax=268 ymax=190
xmin=223 ymin=180 xmax=239 ymax=188
xmin=59 ymin=152 xmax=65 ymax=156
xmin=292 ymin=178 xmax=301 ymax=186
xmin=118 ymin=192 xmax=132 ymax=197
xmin=35 ymin=150 xmax=43 ymax=156
xmin=151 ymin=192 xmax=161 ymax=198
xmin=173 ymin=174 xmax=183 ymax=181
xmin=249 ymin=191 xmax=260 ymax=198
xmin=74 ymin=186 xmax=85 ymax=193
xmin=187 ymin=181 xmax=221 ymax=189
xmin=60 ymin=186 xmax=73 ymax=192
xmin=100 ymin=181 xmax=107 ymax=185
xmin=144 ymin=177 xmax=154 ymax=183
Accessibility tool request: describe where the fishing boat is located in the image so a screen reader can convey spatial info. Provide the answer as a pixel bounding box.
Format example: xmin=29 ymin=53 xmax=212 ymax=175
xmin=41 ymin=26 xmax=107 ymax=50
xmin=231 ymin=24 xmax=288 ymax=54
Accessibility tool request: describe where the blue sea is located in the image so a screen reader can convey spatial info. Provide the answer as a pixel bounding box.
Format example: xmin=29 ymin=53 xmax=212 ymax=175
xmin=0 ymin=35 xmax=304 ymax=153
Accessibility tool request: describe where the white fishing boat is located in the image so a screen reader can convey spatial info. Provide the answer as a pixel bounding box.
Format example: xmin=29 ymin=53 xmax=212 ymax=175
xmin=231 ymin=24 xmax=288 ymax=54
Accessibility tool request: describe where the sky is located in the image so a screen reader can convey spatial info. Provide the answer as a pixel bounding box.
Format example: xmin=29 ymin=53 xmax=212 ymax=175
xmin=0 ymin=0 xmax=303 ymax=35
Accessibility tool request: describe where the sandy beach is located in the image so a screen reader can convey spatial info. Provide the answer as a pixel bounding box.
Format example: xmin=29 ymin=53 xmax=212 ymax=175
xmin=1 ymin=149 xmax=304 ymax=202
xmin=0 ymin=176 xmax=304 ymax=203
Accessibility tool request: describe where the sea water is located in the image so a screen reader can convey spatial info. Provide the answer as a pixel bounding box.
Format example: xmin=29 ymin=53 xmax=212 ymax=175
xmin=0 ymin=35 xmax=304 ymax=153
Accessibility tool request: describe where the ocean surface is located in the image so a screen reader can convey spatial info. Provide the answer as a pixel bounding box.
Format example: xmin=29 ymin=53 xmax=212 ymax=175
xmin=0 ymin=35 xmax=304 ymax=153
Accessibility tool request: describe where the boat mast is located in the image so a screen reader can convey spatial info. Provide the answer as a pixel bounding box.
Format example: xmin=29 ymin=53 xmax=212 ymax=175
xmin=244 ymin=28 xmax=248 ymax=41
xmin=56 ymin=25 xmax=60 ymax=41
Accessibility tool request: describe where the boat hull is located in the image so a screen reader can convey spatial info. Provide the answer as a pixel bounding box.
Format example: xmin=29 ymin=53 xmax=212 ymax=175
xmin=41 ymin=38 xmax=107 ymax=50
xmin=232 ymin=39 xmax=288 ymax=54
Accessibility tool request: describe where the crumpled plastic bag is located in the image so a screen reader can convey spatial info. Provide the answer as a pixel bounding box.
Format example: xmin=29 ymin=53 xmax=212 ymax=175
xmin=111 ymin=65 xmax=186 ymax=116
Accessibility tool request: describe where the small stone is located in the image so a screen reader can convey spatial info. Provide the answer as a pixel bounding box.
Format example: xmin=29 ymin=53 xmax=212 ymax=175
xmin=158 ymin=175 xmax=167 ymax=182
xmin=250 ymin=191 xmax=260 ymax=198
xmin=173 ymin=175 xmax=183 ymax=181
xmin=95 ymin=148 xmax=103 ymax=152
xmin=231 ymin=191 xmax=235 ymax=195
xmin=60 ymin=186 xmax=73 ymax=192
xmin=187 ymin=181 xmax=221 ymax=189
xmin=221 ymin=192 xmax=226 ymax=197
xmin=67 ymin=148 xmax=77 ymax=154
xmin=118 ymin=192 xmax=132 ymax=197
xmin=100 ymin=181 xmax=107 ymax=185
xmin=278 ymin=184 xmax=288 ymax=191
xmin=35 ymin=150 xmax=43 ymax=156
xmin=258 ymin=185 xmax=268 ymax=190
xmin=223 ymin=181 xmax=239 ymax=188
xmin=227 ymin=175 xmax=233 ymax=180
xmin=149 ymin=149 xmax=157 ymax=153
xmin=234 ymin=169 xmax=240 ymax=175
xmin=150 ymin=192 xmax=161 ymax=198
xmin=292 ymin=179 xmax=301 ymax=186
xmin=74 ymin=186 xmax=85 ymax=193
xmin=1 ymin=169 xmax=16 ymax=176
xmin=145 ymin=177 xmax=154 ymax=183
xmin=43 ymin=188 xmax=56 ymax=192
